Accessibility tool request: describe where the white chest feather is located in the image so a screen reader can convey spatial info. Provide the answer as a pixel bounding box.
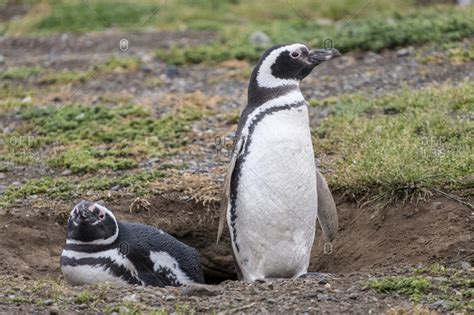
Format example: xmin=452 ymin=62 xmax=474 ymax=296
xmin=232 ymin=105 xmax=318 ymax=280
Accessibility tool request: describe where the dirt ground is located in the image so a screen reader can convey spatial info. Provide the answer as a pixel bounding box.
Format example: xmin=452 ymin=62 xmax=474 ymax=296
xmin=0 ymin=29 xmax=473 ymax=314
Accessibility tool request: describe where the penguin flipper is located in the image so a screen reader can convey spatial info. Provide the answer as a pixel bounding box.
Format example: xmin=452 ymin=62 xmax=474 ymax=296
xmin=217 ymin=138 xmax=244 ymax=244
xmin=316 ymin=169 xmax=338 ymax=241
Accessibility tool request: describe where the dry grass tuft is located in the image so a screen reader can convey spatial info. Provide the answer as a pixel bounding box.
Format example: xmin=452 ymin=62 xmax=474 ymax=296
xmin=151 ymin=171 xmax=221 ymax=208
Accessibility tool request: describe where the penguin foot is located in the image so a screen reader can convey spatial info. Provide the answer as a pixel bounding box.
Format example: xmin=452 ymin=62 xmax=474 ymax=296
xmin=298 ymin=272 xmax=333 ymax=283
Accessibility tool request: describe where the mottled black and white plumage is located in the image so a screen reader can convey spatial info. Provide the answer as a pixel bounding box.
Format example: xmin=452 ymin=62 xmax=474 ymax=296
xmin=217 ymin=44 xmax=340 ymax=281
xmin=61 ymin=201 xmax=204 ymax=287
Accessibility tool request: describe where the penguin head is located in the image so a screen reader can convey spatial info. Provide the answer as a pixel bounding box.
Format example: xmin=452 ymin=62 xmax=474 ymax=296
xmin=66 ymin=201 xmax=119 ymax=245
xmin=253 ymin=43 xmax=341 ymax=88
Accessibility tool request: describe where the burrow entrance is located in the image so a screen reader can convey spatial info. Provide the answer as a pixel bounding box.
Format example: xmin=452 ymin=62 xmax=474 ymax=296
xmin=0 ymin=195 xmax=471 ymax=284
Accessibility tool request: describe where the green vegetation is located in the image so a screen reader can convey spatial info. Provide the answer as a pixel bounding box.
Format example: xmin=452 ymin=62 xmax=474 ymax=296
xmin=3 ymin=1 xmax=473 ymax=64
xmin=0 ymin=56 xmax=140 ymax=86
xmin=79 ymin=170 xmax=167 ymax=193
xmin=415 ymin=263 xmax=448 ymax=276
xmin=0 ymin=83 xmax=31 ymax=99
xmin=368 ymin=265 xmax=474 ymax=311
xmin=0 ymin=177 xmax=74 ymax=209
xmin=39 ymin=56 xmax=141 ymax=85
xmin=0 ymin=170 xmax=167 ymax=209
xmin=448 ymin=42 xmax=474 ymax=64
xmin=367 ymin=276 xmax=431 ymax=302
xmin=35 ymin=1 xmax=162 ymax=33
xmin=312 ymin=81 xmax=474 ymax=207
xmin=6 ymin=0 xmax=414 ymax=34
xmin=9 ymin=102 xmax=202 ymax=173
xmin=0 ymin=67 xmax=43 ymax=80
xmin=156 ymin=7 xmax=474 ymax=64
xmin=74 ymin=290 xmax=94 ymax=304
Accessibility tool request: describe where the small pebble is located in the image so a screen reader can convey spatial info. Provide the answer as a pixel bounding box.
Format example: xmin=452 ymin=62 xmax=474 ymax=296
xmin=249 ymin=30 xmax=272 ymax=47
xmin=111 ymin=185 xmax=120 ymax=192
xmin=61 ymin=170 xmax=72 ymax=176
xmin=166 ymin=65 xmax=178 ymax=78
xmin=43 ymin=299 xmax=54 ymax=306
xmin=77 ymin=303 xmax=88 ymax=310
xmin=122 ymin=294 xmax=138 ymax=303
xmin=397 ymin=48 xmax=410 ymax=57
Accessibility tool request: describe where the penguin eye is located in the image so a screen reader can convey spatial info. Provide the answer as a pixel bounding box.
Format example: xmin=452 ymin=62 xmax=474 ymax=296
xmin=290 ymin=50 xmax=301 ymax=59
xmin=99 ymin=214 xmax=105 ymax=219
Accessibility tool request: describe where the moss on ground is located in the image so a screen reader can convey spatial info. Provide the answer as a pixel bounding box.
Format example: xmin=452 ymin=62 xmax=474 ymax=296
xmin=367 ymin=264 xmax=474 ymax=311
xmin=0 ymin=67 xmax=43 ymax=80
xmin=0 ymin=170 xmax=167 ymax=210
xmin=367 ymin=276 xmax=432 ymax=302
xmin=0 ymin=56 xmax=140 ymax=87
xmin=7 ymin=102 xmax=202 ymax=173
xmin=0 ymin=177 xmax=74 ymax=210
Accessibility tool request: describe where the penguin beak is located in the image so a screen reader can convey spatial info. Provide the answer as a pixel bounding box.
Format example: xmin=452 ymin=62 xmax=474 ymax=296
xmin=78 ymin=207 xmax=95 ymax=222
xmin=308 ymin=48 xmax=341 ymax=64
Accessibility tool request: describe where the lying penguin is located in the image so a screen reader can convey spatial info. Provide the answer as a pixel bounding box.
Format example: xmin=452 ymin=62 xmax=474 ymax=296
xmin=61 ymin=200 xmax=204 ymax=287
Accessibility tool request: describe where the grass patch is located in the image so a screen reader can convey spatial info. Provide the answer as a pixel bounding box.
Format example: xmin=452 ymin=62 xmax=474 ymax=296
xmin=10 ymin=0 xmax=413 ymax=34
xmin=0 ymin=67 xmax=43 ymax=80
xmin=156 ymin=6 xmax=474 ymax=64
xmin=39 ymin=56 xmax=141 ymax=85
xmin=33 ymin=0 xmax=163 ymax=33
xmin=11 ymin=102 xmax=202 ymax=173
xmin=0 ymin=177 xmax=74 ymax=210
xmin=48 ymin=147 xmax=138 ymax=174
xmin=312 ymin=81 xmax=474 ymax=207
xmin=0 ymin=83 xmax=32 ymax=99
xmin=79 ymin=170 xmax=167 ymax=193
xmin=0 ymin=170 xmax=168 ymax=210
xmin=4 ymin=1 xmax=472 ymax=63
xmin=448 ymin=42 xmax=474 ymax=64
xmin=367 ymin=276 xmax=431 ymax=302
xmin=368 ymin=266 xmax=474 ymax=311
xmin=0 ymin=57 xmax=140 ymax=86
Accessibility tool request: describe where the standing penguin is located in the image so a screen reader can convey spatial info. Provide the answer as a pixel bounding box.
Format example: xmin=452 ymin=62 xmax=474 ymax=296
xmin=217 ymin=44 xmax=340 ymax=281
xmin=61 ymin=200 xmax=204 ymax=287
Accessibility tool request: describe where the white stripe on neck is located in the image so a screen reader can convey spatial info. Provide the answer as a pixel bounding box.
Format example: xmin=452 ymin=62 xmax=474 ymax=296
xmin=256 ymin=44 xmax=306 ymax=88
